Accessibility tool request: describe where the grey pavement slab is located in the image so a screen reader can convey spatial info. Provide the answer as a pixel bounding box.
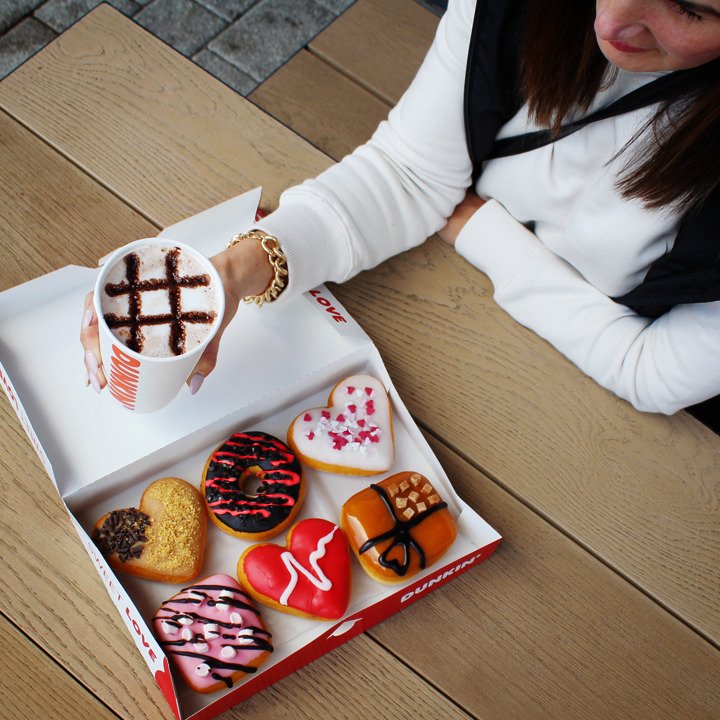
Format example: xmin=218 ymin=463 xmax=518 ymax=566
xmin=35 ymin=0 xmax=139 ymax=33
xmin=0 ymin=0 xmax=439 ymax=97
xmin=134 ymin=0 xmax=226 ymax=57
xmin=0 ymin=0 xmax=45 ymax=34
xmin=107 ymin=0 xmax=141 ymax=16
xmin=0 ymin=16 xmax=56 ymax=79
xmin=193 ymin=0 xmax=258 ymax=22
xmin=209 ymin=0 xmax=333 ymax=82
xmin=313 ymin=0 xmax=355 ymax=13
xmin=193 ymin=48 xmax=258 ymax=95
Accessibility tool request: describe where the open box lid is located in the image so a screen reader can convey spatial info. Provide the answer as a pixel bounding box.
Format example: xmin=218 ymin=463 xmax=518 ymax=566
xmin=0 ymin=190 xmax=372 ymax=498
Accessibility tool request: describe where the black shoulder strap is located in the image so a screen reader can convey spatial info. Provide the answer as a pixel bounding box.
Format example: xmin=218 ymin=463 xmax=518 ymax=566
xmin=463 ymin=0 xmax=526 ymax=183
xmin=612 ymin=182 xmax=720 ymax=318
xmin=487 ymin=63 xmax=719 ymax=160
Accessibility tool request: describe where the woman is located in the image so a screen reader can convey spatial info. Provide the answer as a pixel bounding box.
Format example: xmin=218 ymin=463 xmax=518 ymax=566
xmin=81 ymin=0 xmax=720 ymax=421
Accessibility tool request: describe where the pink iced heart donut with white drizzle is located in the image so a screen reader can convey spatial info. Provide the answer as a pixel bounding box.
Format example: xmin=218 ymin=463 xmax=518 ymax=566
xmin=287 ymin=374 xmax=394 ymax=476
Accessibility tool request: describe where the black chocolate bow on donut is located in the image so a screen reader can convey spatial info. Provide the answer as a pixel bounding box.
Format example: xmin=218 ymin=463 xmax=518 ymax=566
xmin=358 ymin=483 xmax=448 ymax=576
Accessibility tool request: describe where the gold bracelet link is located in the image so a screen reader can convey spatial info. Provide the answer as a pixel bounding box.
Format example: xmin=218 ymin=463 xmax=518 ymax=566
xmin=227 ymin=230 xmax=288 ymax=306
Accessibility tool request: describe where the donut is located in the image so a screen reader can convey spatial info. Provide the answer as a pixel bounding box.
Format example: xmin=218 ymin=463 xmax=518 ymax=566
xmin=341 ymin=471 xmax=457 ymax=584
xmin=201 ymin=431 xmax=305 ymax=540
xmin=238 ymin=518 xmax=351 ymax=621
xmin=287 ymin=374 xmax=394 ymax=475
xmin=152 ymin=573 xmax=273 ymax=694
xmin=92 ymin=477 xmax=206 ymax=583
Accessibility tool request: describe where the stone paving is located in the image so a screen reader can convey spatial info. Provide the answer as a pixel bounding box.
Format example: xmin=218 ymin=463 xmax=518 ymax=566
xmin=0 ymin=0 xmax=446 ymax=96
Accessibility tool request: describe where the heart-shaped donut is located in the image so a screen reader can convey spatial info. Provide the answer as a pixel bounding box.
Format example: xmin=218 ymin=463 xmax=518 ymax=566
xmin=152 ymin=573 xmax=273 ymax=694
xmin=287 ymin=374 xmax=394 ymax=475
xmin=238 ymin=518 xmax=351 ymax=620
xmin=92 ymin=477 xmax=205 ymax=583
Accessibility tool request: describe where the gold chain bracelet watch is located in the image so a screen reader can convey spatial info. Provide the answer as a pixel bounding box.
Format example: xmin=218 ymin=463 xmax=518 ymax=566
xmin=226 ymin=230 xmax=288 ymax=306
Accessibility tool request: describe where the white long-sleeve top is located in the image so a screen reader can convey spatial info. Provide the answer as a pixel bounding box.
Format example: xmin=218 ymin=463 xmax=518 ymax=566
xmin=256 ymin=0 xmax=720 ymax=415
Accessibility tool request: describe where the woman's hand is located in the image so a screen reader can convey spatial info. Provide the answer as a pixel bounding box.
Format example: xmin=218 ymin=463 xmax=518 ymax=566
xmin=438 ymin=191 xmax=487 ymax=246
xmin=79 ymin=235 xmax=274 ymax=396
xmin=80 ymin=292 xmax=106 ymax=393
xmin=187 ymin=237 xmax=274 ymax=394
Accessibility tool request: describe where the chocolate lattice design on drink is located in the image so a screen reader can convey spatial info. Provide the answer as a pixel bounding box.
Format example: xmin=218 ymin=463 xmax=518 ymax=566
xmin=103 ymin=248 xmax=216 ymax=355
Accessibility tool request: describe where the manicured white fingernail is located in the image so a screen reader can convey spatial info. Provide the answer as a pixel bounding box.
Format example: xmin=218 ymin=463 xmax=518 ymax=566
xmin=189 ymin=373 xmax=205 ymax=395
xmin=85 ymin=351 xmax=99 ymax=374
xmin=82 ymin=308 xmax=94 ymax=329
xmin=89 ymin=372 xmax=101 ymax=394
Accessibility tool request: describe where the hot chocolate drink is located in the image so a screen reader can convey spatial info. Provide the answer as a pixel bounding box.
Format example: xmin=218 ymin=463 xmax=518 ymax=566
xmin=99 ymin=244 xmax=220 ymax=358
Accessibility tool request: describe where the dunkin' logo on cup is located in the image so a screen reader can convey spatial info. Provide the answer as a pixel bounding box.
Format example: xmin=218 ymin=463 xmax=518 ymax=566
xmin=108 ymin=343 xmax=141 ymax=410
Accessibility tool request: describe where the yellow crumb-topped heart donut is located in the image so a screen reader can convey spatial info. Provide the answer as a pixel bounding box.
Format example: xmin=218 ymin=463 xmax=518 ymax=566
xmin=92 ymin=477 xmax=205 ymax=583
xmin=287 ymin=374 xmax=394 ymax=476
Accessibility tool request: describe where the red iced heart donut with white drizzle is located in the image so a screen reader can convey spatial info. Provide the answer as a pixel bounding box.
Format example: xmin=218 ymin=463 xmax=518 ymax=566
xmin=238 ymin=518 xmax=351 ymax=620
xmin=287 ymin=374 xmax=394 ymax=475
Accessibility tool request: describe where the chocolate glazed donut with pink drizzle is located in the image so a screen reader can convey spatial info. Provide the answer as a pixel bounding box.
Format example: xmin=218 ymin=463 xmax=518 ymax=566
xmin=201 ymin=431 xmax=306 ymax=540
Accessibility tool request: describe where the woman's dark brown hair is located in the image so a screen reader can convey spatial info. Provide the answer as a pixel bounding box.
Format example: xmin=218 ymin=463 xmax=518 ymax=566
xmin=519 ymin=0 xmax=720 ymax=213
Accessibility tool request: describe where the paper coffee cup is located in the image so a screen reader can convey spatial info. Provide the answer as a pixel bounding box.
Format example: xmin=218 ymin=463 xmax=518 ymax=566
xmin=93 ymin=238 xmax=225 ymax=414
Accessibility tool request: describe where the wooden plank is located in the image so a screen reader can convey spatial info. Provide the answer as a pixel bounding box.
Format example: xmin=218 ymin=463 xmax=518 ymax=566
xmin=0 ymin=615 xmax=119 ymax=720
xmin=0 ymin=4 xmax=716 ymax=646
xmin=0 ymin=110 xmax=157 ymax=291
xmin=229 ymin=632 xmax=472 ymax=720
xmin=0 ymin=113 xmax=470 ymax=720
xmin=367 ymin=432 xmax=720 ymax=720
xmin=0 ymin=6 xmax=332 ymax=228
xmin=0 ymin=411 xmax=171 ymax=719
xmin=250 ymin=50 xmax=389 ymax=162
xmin=309 ymin=0 xmax=439 ymax=105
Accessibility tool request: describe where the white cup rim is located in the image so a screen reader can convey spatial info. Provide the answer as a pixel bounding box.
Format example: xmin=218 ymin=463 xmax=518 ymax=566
xmin=93 ymin=237 xmax=225 ymax=364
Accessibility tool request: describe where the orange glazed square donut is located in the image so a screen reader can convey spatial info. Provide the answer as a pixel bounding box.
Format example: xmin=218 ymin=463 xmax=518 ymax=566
xmin=341 ymin=471 xmax=457 ymax=584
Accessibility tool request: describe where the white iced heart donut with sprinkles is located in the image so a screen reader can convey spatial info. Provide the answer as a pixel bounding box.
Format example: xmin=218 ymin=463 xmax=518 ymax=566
xmin=287 ymin=374 xmax=394 ymax=475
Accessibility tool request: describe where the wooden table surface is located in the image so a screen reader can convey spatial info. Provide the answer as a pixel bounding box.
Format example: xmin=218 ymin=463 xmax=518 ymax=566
xmin=1 ymin=4 xmax=718 ymax=719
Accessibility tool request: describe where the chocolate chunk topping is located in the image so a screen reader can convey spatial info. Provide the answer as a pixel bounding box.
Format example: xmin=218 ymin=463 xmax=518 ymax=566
xmin=92 ymin=508 xmax=152 ymax=562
